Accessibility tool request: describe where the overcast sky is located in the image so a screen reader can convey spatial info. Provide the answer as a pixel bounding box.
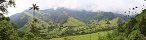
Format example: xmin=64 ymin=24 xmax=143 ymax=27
xmin=7 ymin=0 xmax=146 ymax=16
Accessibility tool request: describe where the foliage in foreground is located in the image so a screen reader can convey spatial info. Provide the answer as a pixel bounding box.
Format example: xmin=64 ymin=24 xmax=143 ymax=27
xmin=98 ymin=9 xmax=146 ymax=40
xmin=0 ymin=17 xmax=43 ymax=40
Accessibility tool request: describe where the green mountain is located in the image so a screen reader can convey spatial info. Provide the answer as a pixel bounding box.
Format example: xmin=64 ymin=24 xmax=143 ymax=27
xmin=48 ymin=9 xmax=146 ymax=40
xmin=8 ymin=8 xmax=131 ymax=39
xmin=10 ymin=8 xmax=130 ymax=27
xmin=91 ymin=9 xmax=146 ymax=40
xmin=120 ymin=9 xmax=146 ymax=36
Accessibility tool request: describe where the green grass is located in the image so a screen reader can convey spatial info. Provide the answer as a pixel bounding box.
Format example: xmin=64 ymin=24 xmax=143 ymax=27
xmin=50 ymin=30 xmax=113 ymax=40
xmin=63 ymin=16 xmax=85 ymax=27
xmin=95 ymin=17 xmax=124 ymax=29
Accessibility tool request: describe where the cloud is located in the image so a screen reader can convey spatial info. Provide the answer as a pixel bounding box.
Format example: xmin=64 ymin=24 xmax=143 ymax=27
xmin=7 ymin=0 xmax=146 ymax=16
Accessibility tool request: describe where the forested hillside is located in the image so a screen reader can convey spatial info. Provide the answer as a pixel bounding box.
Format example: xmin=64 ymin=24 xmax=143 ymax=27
xmin=49 ymin=9 xmax=146 ymax=40
xmin=10 ymin=8 xmax=130 ymax=27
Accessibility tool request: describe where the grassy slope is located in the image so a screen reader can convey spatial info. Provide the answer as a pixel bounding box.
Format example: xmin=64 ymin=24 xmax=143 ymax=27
xmin=135 ymin=10 xmax=146 ymax=22
xmin=63 ymin=16 xmax=85 ymax=27
xmin=50 ymin=30 xmax=113 ymax=40
xmin=97 ymin=17 xmax=124 ymax=28
xmin=18 ymin=18 xmax=50 ymax=33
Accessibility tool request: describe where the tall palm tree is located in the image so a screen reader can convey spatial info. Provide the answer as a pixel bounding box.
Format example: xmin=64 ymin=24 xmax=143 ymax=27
xmin=29 ymin=3 xmax=39 ymax=34
xmin=30 ymin=3 xmax=39 ymax=19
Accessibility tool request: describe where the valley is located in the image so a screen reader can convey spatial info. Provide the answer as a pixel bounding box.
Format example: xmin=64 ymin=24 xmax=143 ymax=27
xmin=9 ymin=8 xmax=134 ymax=40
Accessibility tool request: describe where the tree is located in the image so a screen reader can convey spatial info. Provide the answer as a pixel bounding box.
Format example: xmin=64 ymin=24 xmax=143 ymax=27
xmin=21 ymin=32 xmax=43 ymax=40
xmin=128 ymin=30 xmax=144 ymax=40
xmin=0 ymin=0 xmax=15 ymax=16
xmin=0 ymin=17 xmax=19 ymax=40
xmin=140 ymin=16 xmax=146 ymax=35
xmin=29 ymin=3 xmax=40 ymax=34
xmin=29 ymin=3 xmax=39 ymax=19
xmin=0 ymin=0 xmax=19 ymax=40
